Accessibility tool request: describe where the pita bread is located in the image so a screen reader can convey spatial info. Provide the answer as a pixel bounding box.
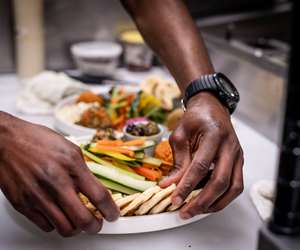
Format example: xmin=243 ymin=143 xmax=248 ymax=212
xmin=167 ymin=189 xmax=202 ymax=212
xmin=116 ymin=193 xmax=140 ymax=208
xmin=120 ymin=186 xmax=161 ymax=216
xmin=135 ymin=184 xmax=176 ymax=215
xmin=149 ymin=196 xmax=172 ymax=214
xmin=112 ymin=193 xmax=123 ymax=201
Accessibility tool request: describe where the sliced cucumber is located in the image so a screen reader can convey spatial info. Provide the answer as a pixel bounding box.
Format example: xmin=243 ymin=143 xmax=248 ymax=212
xmin=139 ymin=156 xmax=162 ymax=166
xmin=134 ymin=151 xmax=145 ymax=159
xmin=97 ymin=177 xmax=139 ymax=195
xmin=122 ymin=140 xmax=156 ymax=151
xmin=87 ymin=162 xmax=156 ymax=192
xmin=82 ymin=148 xmax=144 ymax=180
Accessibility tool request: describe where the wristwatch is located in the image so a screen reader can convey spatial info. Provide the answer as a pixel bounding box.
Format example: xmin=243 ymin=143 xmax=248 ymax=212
xmin=181 ymin=73 xmax=240 ymax=114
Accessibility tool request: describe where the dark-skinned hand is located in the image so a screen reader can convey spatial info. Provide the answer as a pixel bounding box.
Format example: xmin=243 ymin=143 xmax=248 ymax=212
xmin=160 ymin=92 xmax=244 ymax=219
xmin=0 ymin=113 xmax=119 ymax=237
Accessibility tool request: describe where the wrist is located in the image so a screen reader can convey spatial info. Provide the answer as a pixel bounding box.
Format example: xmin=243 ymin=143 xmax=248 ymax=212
xmin=0 ymin=111 xmax=14 ymax=153
xmin=186 ymin=91 xmax=230 ymax=115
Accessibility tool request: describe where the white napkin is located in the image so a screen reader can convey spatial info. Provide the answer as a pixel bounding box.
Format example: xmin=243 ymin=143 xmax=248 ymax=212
xmin=16 ymin=71 xmax=88 ymax=115
xmin=250 ymin=180 xmax=275 ymax=221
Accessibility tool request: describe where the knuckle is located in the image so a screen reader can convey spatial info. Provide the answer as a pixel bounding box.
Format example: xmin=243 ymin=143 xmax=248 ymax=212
xmin=169 ymin=130 xmax=185 ymax=145
xmin=209 ymin=121 xmax=227 ymax=137
xmin=232 ymin=182 xmax=244 ymax=196
xmin=93 ymin=190 xmax=109 ymax=207
xmin=193 ymin=160 xmax=210 ymax=176
xmin=212 ymin=176 xmax=230 ymax=192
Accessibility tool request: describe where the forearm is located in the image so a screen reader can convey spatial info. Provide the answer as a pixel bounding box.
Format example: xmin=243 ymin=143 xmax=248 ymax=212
xmin=121 ymin=0 xmax=214 ymax=92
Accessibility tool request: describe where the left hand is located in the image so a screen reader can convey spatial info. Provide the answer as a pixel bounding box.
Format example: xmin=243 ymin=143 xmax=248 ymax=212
xmin=159 ymin=92 xmax=244 ymax=219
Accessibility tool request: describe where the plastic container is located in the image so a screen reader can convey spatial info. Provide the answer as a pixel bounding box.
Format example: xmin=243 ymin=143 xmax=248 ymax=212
xmin=71 ymin=41 xmax=122 ymax=77
xmin=119 ymin=30 xmax=153 ymax=72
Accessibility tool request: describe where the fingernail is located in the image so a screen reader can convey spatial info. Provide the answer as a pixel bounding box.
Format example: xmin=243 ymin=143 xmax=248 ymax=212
xmin=180 ymin=212 xmax=192 ymax=220
xmin=173 ymin=196 xmax=183 ymax=206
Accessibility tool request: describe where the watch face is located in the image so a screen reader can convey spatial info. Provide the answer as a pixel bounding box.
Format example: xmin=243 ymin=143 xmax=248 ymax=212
xmin=215 ymin=73 xmax=239 ymax=101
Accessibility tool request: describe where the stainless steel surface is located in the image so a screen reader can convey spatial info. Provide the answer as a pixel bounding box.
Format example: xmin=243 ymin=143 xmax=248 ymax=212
xmin=199 ymin=5 xmax=290 ymax=143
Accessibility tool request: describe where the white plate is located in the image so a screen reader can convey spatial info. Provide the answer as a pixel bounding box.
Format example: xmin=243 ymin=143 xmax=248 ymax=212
xmin=54 ymin=86 xmax=140 ymax=136
xmin=100 ymin=212 xmax=209 ymax=234
xmin=54 ymin=95 xmax=97 ymax=136
xmin=69 ymin=136 xmax=210 ymax=234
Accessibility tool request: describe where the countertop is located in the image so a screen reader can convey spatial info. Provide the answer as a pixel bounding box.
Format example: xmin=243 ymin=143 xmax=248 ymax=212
xmin=0 ymin=74 xmax=278 ymax=250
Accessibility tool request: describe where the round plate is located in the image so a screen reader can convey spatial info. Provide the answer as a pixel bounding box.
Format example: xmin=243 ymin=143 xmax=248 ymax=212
xmin=69 ymin=136 xmax=210 ymax=234
xmin=100 ymin=212 xmax=209 ymax=234
xmin=54 ymin=95 xmax=97 ymax=136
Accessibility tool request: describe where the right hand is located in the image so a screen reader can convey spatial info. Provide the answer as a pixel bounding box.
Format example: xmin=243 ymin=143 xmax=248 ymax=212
xmin=0 ymin=113 xmax=119 ymax=237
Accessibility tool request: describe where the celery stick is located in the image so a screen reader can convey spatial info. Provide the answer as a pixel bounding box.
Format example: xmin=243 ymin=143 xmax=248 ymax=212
xmin=87 ymin=162 xmax=156 ymax=192
xmin=97 ymin=177 xmax=139 ymax=195
xmin=82 ymin=149 xmax=145 ymax=180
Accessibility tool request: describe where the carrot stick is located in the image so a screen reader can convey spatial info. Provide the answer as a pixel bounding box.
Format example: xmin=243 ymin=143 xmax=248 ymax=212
xmin=134 ymin=167 xmax=162 ymax=181
xmin=97 ymin=140 xmax=124 ymax=147
xmin=93 ymin=145 xmax=135 ymax=158
xmin=123 ymin=139 xmax=145 ymax=146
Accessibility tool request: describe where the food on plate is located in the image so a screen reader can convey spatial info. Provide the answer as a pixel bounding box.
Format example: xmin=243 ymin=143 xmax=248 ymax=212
xmin=166 ymin=108 xmax=184 ymax=131
xmin=77 ymin=106 xmax=112 ymax=129
xmin=129 ymin=91 xmax=166 ymax=124
xmin=79 ymin=185 xmax=202 ymax=217
xmin=107 ymin=87 xmax=135 ymax=130
xmin=76 ymin=134 xmax=206 ymax=217
xmin=76 ymin=91 xmax=104 ymax=104
xmin=92 ymin=128 xmax=118 ymax=141
xmin=154 ymin=140 xmax=173 ymax=175
xmin=135 ymin=184 xmax=176 ymax=215
xmin=141 ymin=77 xmax=181 ymax=110
xmin=126 ymin=121 xmax=160 ymax=136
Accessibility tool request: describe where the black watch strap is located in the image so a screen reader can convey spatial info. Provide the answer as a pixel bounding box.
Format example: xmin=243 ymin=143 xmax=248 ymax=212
xmin=183 ymin=74 xmax=218 ymax=106
xmin=182 ymin=73 xmax=239 ymax=114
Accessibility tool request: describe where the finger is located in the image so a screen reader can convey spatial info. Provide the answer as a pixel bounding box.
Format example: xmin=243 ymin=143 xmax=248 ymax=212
xmin=52 ymin=187 xmax=103 ymax=234
xmin=22 ymin=209 xmax=54 ymax=232
xmin=159 ymin=128 xmax=191 ymax=188
xmin=172 ymin=133 xmax=221 ymax=206
xmin=76 ymin=166 xmax=119 ymax=222
xmin=207 ymin=153 xmax=244 ymax=213
xmin=33 ymin=188 xmax=77 ymax=237
xmin=179 ymin=143 xmax=238 ymax=219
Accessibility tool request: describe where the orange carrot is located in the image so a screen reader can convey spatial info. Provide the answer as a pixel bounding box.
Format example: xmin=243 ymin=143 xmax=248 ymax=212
xmin=134 ymin=167 xmax=162 ymax=181
xmin=97 ymin=140 xmax=124 ymax=147
xmin=93 ymin=145 xmax=135 ymax=158
xmin=123 ymin=139 xmax=145 ymax=146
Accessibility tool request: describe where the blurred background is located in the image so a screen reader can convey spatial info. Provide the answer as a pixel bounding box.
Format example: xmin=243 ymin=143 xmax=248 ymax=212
xmin=0 ymin=0 xmax=291 ymax=142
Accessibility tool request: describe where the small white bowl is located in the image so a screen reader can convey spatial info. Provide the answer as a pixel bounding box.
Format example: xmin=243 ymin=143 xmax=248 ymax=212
xmin=123 ymin=122 xmax=165 ymax=144
xmin=71 ymin=41 xmax=122 ymax=77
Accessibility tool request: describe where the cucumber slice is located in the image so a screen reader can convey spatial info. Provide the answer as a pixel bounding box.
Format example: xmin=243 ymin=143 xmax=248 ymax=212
xmin=140 ymin=156 xmax=162 ymax=166
xmin=87 ymin=162 xmax=156 ymax=192
xmin=82 ymin=149 xmax=144 ymax=180
xmin=134 ymin=151 xmax=145 ymax=159
xmin=97 ymin=177 xmax=139 ymax=195
xmin=122 ymin=140 xmax=155 ymax=151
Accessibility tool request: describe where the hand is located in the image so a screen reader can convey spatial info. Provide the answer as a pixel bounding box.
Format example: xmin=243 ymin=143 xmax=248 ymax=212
xmin=0 ymin=113 xmax=119 ymax=236
xmin=160 ymin=92 xmax=244 ymax=219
